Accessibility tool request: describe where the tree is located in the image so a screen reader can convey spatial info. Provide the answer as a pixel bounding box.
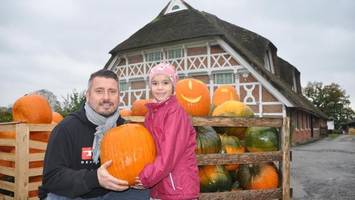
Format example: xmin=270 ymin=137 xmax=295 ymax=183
xmin=303 ymin=82 xmax=355 ymax=129
xmin=0 ymin=107 xmax=12 ymax=122
xmin=58 ymin=90 xmax=86 ymax=117
xmin=30 ymin=89 xmax=61 ymax=111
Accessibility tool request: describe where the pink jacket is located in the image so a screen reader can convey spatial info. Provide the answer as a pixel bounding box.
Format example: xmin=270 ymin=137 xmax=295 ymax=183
xmin=139 ymin=96 xmax=200 ymax=200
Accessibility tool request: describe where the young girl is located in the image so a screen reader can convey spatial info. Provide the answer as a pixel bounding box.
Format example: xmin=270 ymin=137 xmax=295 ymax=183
xmin=136 ymin=63 xmax=199 ymax=200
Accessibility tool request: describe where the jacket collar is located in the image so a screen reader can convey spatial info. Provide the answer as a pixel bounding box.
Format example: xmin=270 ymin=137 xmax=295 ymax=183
xmin=146 ymin=95 xmax=177 ymax=111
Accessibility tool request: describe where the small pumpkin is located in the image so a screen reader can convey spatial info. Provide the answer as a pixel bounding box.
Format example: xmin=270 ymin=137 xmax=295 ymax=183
xmin=237 ymin=162 xmax=279 ymax=190
xmin=131 ymin=99 xmax=150 ymax=116
xmin=199 ymin=165 xmax=232 ymax=192
xmin=100 ymin=124 xmax=156 ymax=185
xmin=212 ymin=100 xmax=254 ymax=139
xmin=219 ymin=134 xmax=245 ymax=171
xmin=52 ymin=112 xmax=64 ymax=123
xmin=213 ymin=85 xmax=240 ymax=107
xmin=195 ymin=126 xmax=221 ymax=154
xmin=245 ymin=127 xmax=279 ymax=152
xmin=119 ymin=109 xmax=132 ymax=117
xmin=176 ymin=78 xmax=210 ymax=116
xmin=12 ymin=94 xmax=52 ymax=123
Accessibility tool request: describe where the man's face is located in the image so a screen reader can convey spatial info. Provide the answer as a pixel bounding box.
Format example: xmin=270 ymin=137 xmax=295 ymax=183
xmin=86 ymin=77 xmax=119 ymax=117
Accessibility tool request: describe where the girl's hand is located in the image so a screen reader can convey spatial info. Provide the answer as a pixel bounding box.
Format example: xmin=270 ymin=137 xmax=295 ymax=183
xmin=131 ymin=177 xmax=146 ymax=190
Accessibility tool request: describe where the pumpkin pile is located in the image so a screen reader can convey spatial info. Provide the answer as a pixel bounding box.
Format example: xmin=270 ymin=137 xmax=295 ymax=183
xmin=0 ymin=94 xmax=64 ymax=197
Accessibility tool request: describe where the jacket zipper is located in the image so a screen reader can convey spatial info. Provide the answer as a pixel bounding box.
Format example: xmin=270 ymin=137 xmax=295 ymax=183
xmin=169 ymin=173 xmax=176 ymax=191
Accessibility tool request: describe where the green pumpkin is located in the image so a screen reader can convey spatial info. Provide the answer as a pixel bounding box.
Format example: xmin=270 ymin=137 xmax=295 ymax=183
xmin=195 ymin=126 xmax=222 ymax=154
xmin=245 ymin=127 xmax=278 ymax=152
xmin=199 ymin=165 xmax=232 ymax=192
xmin=219 ymin=134 xmax=245 ymax=171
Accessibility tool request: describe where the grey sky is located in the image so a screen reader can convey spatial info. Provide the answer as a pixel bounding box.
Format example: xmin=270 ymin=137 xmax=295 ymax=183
xmin=1 ymin=0 xmax=354 ymax=109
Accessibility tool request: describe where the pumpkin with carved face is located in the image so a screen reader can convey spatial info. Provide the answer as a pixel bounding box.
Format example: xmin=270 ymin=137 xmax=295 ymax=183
xmin=176 ymin=78 xmax=210 ymax=116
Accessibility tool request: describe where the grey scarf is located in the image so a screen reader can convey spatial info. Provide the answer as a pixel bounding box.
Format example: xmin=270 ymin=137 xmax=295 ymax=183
xmin=85 ymin=102 xmax=119 ymax=164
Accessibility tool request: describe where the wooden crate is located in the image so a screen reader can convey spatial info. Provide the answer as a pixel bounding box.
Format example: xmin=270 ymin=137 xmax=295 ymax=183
xmin=0 ymin=122 xmax=55 ymax=200
xmin=125 ymin=116 xmax=291 ymax=200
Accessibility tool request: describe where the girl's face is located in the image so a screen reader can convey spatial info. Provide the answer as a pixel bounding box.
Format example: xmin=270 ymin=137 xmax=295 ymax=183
xmin=151 ymin=74 xmax=173 ymax=102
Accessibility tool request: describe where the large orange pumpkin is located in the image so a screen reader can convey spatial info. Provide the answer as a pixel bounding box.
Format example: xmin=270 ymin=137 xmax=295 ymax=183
xmin=131 ymin=99 xmax=150 ymax=116
xmin=100 ymin=124 xmax=156 ymax=185
xmin=52 ymin=112 xmax=63 ymax=123
xmin=12 ymin=94 xmax=52 ymax=123
xmin=176 ymin=78 xmax=210 ymax=116
xmin=237 ymin=162 xmax=279 ymax=190
xmin=212 ymin=85 xmax=240 ymax=107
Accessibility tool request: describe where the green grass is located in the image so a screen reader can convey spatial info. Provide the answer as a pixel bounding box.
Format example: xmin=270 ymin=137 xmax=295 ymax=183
xmin=328 ymin=133 xmax=340 ymax=139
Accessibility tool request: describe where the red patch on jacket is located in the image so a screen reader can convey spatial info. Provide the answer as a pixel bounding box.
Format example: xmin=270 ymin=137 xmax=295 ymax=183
xmin=81 ymin=147 xmax=92 ymax=160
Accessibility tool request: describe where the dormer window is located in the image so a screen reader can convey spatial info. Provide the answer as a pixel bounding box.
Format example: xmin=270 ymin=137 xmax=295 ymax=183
xmin=172 ymin=5 xmax=180 ymax=10
xmin=164 ymin=0 xmax=188 ymax=15
xmin=264 ymin=49 xmax=275 ymax=74
xmin=292 ymin=71 xmax=298 ymax=92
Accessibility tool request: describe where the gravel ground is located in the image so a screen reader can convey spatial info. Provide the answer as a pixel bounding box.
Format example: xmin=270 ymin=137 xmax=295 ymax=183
xmin=291 ymin=134 xmax=355 ymax=200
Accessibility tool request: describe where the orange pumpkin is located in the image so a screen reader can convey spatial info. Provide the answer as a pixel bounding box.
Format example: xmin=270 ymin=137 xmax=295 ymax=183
xmin=176 ymin=78 xmax=210 ymax=116
xmin=131 ymin=99 xmax=150 ymax=116
xmin=119 ymin=109 xmax=132 ymax=117
xmin=238 ymin=162 xmax=279 ymax=190
xmin=52 ymin=112 xmax=64 ymax=123
xmin=213 ymin=85 xmax=240 ymax=107
xmin=100 ymin=124 xmax=156 ymax=185
xmin=12 ymin=94 xmax=52 ymax=123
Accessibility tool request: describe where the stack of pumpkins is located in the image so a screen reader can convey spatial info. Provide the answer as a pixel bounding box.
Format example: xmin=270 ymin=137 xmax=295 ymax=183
xmin=124 ymin=78 xmax=280 ymax=192
xmin=0 ymin=94 xmax=63 ymax=197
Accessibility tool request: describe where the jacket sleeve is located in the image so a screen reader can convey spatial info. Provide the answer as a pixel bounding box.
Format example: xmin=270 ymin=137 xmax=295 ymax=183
xmin=139 ymin=107 xmax=192 ymax=187
xmin=41 ymin=124 xmax=100 ymax=198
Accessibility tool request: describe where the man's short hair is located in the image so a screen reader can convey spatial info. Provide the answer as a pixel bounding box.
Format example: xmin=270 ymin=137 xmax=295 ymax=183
xmin=88 ymin=69 xmax=119 ymax=89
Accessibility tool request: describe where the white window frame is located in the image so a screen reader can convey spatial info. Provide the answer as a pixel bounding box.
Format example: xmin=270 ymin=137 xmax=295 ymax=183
xmin=119 ymin=81 xmax=128 ymax=91
xmin=167 ymin=48 xmax=184 ymax=59
xmin=145 ymin=51 xmax=162 ymax=62
xmin=164 ymin=0 xmax=188 ymax=15
xmin=213 ymin=72 xmax=235 ymax=84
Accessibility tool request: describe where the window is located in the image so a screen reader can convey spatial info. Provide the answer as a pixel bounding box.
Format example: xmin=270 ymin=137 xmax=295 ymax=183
xmin=264 ymin=50 xmax=274 ymax=73
xmin=164 ymin=0 xmax=188 ymax=15
xmin=119 ymin=82 xmax=128 ymax=91
xmin=172 ymin=5 xmax=180 ymax=10
xmin=167 ymin=48 xmax=183 ymax=59
xmin=292 ymin=71 xmax=298 ymax=92
xmin=214 ymin=73 xmax=235 ymax=84
xmin=145 ymin=51 xmax=162 ymax=62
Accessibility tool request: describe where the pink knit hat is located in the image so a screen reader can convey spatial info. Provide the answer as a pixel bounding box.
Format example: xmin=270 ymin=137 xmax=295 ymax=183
xmin=149 ymin=63 xmax=178 ymax=86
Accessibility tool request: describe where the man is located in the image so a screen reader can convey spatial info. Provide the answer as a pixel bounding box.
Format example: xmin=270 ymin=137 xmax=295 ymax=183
xmin=39 ymin=69 xmax=150 ymax=199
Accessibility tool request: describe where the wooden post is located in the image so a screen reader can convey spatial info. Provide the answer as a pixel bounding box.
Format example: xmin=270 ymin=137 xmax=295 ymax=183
xmin=15 ymin=123 xmax=30 ymax=200
xmin=281 ymin=117 xmax=291 ymax=200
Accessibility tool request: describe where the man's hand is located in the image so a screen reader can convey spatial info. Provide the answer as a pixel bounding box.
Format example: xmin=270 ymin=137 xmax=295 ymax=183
xmin=97 ymin=160 xmax=129 ymax=191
